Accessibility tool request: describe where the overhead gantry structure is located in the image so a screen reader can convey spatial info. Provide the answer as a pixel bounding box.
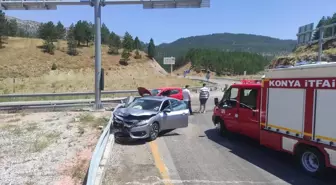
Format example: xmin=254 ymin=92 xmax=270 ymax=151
xmin=0 ymin=0 xmax=210 ymax=110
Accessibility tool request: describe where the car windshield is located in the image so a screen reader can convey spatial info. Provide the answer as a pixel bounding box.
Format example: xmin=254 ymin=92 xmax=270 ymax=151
xmin=151 ymin=89 xmax=162 ymax=96
xmin=126 ymin=98 xmax=162 ymax=111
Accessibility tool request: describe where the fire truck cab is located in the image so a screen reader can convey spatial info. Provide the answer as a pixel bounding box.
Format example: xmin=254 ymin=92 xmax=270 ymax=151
xmin=212 ymin=62 xmax=336 ymax=176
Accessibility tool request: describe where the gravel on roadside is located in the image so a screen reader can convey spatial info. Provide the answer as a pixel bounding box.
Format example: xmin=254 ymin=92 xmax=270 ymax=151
xmin=0 ymin=111 xmax=111 ymax=185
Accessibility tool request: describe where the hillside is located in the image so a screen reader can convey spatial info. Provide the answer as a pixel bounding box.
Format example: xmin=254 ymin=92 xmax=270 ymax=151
xmin=0 ymin=37 xmax=197 ymax=94
xmin=5 ymin=16 xmax=41 ymax=37
xmin=270 ymin=38 xmax=336 ymax=68
xmin=156 ymin=33 xmax=296 ymax=60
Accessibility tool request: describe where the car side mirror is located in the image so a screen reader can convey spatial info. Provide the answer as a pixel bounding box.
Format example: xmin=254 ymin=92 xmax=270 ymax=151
xmin=163 ymin=108 xmax=171 ymax=113
xmin=214 ymin=98 xmax=219 ymax=106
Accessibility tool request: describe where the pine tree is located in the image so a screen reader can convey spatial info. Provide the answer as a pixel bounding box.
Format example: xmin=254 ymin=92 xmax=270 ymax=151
xmin=122 ymin=32 xmax=134 ymax=51
xmin=7 ymin=19 xmax=18 ymax=37
xmin=38 ymin=21 xmax=57 ymax=41
xmin=134 ymin=49 xmax=141 ymax=59
xmin=121 ymin=49 xmax=130 ymax=60
xmin=147 ymin=38 xmax=156 ymax=58
xmin=108 ymin=32 xmax=121 ymax=55
xmin=134 ymin=36 xmax=141 ymax=50
xmin=101 ymin=23 xmax=110 ymax=45
xmin=67 ymin=24 xmax=78 ymax=56
xmin=84 ymin=21 xmax=93 ymax=46
xmin=42 ymin=39 xmax=56 ymax=54
xmin=313 ymin=16 xmax=327 ymax=40
xmin=55 ymin=21 xmax=66 ymax=40
xmin=110 ymin=32 xmax=121 ymax=48
xmin=0 ymin=10 xmax=7 ymax=48
xmin=38 ymin=21 xmax=57 ymax=54
xmin=74 ymin=20 xmax=93 ymax=46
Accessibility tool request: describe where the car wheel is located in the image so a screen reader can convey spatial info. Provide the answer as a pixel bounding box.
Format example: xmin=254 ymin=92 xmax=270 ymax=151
xmin=216 ymin=120 xmax=227 ymax=137
xmin=148 ymin=122 xmax=160 ymax=141
xmin=298 ymin=147 xmax=326 ymax=176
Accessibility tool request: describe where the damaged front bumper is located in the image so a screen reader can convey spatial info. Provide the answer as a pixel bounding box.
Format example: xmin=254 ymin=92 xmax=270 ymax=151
xmin=111 ymin=121 xmax=152 ymax=139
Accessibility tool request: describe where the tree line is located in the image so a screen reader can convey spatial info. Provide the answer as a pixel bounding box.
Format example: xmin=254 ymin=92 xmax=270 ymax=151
xmin=177 ymin=48 xmax=269 ymax=75
xmin=313 ymin=12 xmax=336 ymax=40
xmin=37 ymin=20 xmax=156 ymax=59
xmin=0 ymin=10 xmax=156 ymax=60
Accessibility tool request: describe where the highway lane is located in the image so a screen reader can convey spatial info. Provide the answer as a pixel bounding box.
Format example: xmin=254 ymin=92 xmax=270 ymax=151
xmin=186 ymin=76 xmax=239 ymax=88
xmin=102 ymin=97 xmax=335 ymax=185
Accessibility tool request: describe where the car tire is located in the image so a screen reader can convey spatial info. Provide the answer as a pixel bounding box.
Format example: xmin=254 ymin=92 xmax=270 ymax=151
xmin=114 ymin=135 xmax=125 ymax=144
xmin=216 ymin=119 xmax=227 ymax=137
xmin=297 ymin=147 xmax=326 ymax=177
xmin=147 ymin=122 xmax=160 ymax=141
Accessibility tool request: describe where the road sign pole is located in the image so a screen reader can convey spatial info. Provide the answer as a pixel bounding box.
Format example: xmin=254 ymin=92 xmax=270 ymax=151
xmin=94 ymin=0 xmax=102 ymax=110
xmin=171 ymin=64 xmax=173 ymax=75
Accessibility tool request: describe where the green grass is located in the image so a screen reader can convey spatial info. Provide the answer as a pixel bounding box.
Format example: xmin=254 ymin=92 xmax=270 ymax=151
xmin=0 ymin=124 xmax=17 ymax=130
xmin=26 ymin=122 xmax=38 ymax=132
xmin=75 ymin=114 xmax=110 ymax=136
xmin=325 ymin=48 xmax=336 ymax=55
xmin=7 ymin=118 xmax=21 ymax=123
xmin=30 ymin=132 xmax=61 ymax=153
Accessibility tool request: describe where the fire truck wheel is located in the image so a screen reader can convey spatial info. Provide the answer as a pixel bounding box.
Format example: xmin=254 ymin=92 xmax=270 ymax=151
xmin=298 ymin=147 xmax=326 ymax=176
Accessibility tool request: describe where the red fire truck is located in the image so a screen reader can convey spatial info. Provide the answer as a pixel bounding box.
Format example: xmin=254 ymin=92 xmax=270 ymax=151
xmin=212 ymin=62 xmax=336 ymax=176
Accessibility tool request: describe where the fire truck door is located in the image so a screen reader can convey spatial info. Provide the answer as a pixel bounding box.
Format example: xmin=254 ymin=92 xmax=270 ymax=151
xmin=237 ymin=88 xmax=260 ymax=140
xmin=220 ymin=87 xmax=240 ymax=133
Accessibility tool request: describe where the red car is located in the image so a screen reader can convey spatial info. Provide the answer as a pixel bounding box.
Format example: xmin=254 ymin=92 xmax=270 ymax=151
xmin=137 ymin=87 xmax=183 ymax=100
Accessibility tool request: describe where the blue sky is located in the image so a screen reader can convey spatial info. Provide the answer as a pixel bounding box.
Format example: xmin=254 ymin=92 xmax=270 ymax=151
xmin=4 ymin=0 xmax=336 ymax=44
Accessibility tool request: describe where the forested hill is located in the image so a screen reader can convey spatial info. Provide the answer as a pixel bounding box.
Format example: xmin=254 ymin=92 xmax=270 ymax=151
xmin=177 ymin=48 xmax=269 ymax=76
xmin=156 ymin=33 xmax=296 ymax=58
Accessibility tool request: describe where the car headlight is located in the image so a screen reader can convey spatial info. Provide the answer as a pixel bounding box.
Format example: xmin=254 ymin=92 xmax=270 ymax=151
xmin=135 ymin=119 xmax=150 ymax=126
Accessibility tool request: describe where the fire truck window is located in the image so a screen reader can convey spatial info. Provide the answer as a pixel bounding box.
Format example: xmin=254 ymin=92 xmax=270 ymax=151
xmin=230 ymin=88 xmax=238 ymax=99
xmin=240 ymin=89 xmax=257 ymax=110
xmin=223 ymin=87 xmax=238 ymax=107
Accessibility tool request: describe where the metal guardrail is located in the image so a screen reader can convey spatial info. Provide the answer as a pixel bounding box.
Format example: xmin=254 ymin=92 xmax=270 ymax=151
xmin=0 ymin=86 xmax=218 ymax=99
xmin=85 ymin=103 xmax=122 ymax=185
xmin=0 ymin=90 xmax=137 ymax=98
xmin=0 ymin=100 xmax=121 ymax=111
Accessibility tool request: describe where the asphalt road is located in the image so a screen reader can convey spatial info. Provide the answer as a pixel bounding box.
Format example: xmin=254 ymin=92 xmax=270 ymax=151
xmin=102 ymin=98 xmax=335 ymax=185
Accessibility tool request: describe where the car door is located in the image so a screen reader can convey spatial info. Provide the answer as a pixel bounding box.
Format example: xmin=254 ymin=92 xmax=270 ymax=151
xmin=219 ymin=87 xmax=240 ymax=133
xmin=159 ymin=100 xmax=172 ymax=130
xmin=237 ymin=88 xmax=260 ymax=140
xmin=169 ymin=99 xmax=189 ymax=128
xmin=161 ymin=99 xmax=189 ymax=130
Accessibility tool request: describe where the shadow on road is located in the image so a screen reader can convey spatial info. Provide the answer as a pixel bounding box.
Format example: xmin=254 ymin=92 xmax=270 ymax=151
xmin=204 ymin=128 xmax=336 ymax=185
xmin=115 ymin=131 xmax=180 ymax=145
xmin=114 ymin=137 xmax=147 ymax=145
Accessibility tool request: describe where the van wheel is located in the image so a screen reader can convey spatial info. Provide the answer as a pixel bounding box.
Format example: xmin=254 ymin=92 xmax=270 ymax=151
xmin=216 ymin=120 xmax=227 ymax=137
xmin=298 ymin=147 xmax=326 ymax=176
